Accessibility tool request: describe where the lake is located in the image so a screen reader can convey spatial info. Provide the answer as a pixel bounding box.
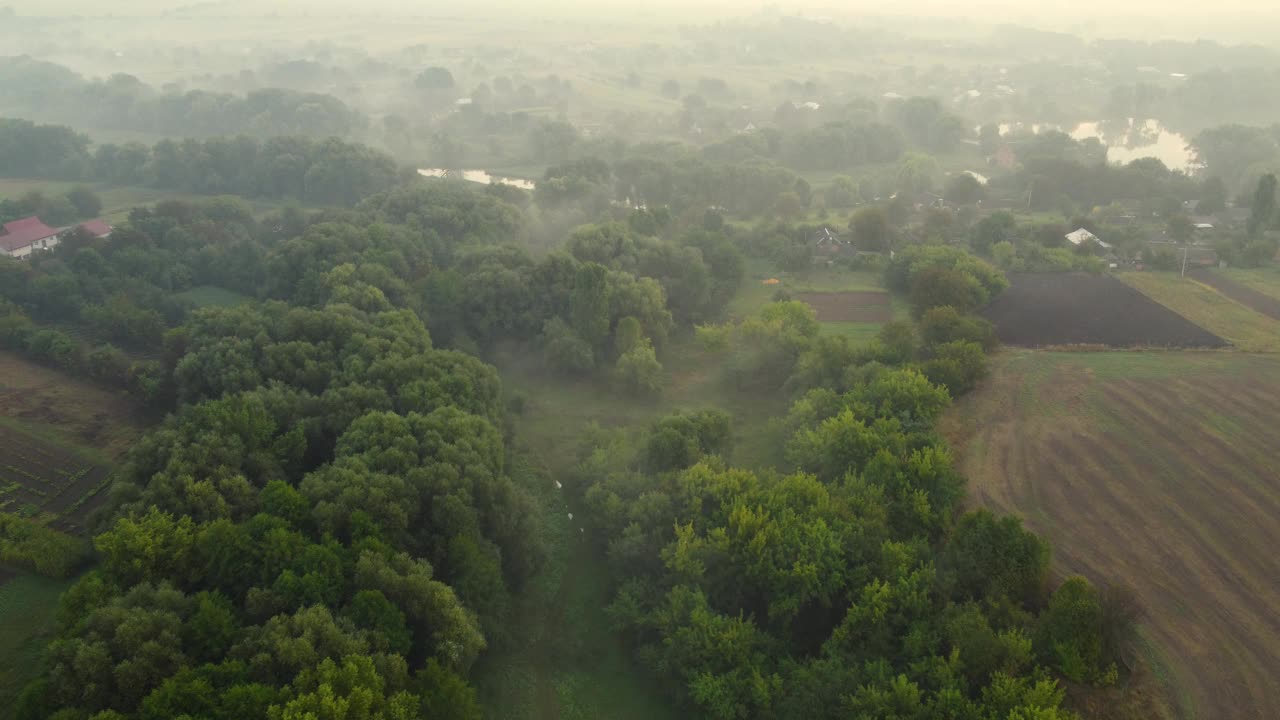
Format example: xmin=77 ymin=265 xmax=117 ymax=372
xmin=417 ymin=168 xmax=536 ymax=190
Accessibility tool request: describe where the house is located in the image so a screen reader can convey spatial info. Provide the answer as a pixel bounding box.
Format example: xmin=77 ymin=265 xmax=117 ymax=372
xmin=77 ymin=219 xmax=113 ymax=239
xmin=1065 ymin=228 xmax=1112 ymax=249
xmin=812 ymin=227 xmax=853 ymax=255
xmin=0 ymin=216 xmax=60 ymax=260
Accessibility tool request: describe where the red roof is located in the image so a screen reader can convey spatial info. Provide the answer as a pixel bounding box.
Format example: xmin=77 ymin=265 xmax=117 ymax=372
xmin=1 ymin=217 xmax=60 ymax=252
xmin=78 ymin=219 xmax=113 ymax=238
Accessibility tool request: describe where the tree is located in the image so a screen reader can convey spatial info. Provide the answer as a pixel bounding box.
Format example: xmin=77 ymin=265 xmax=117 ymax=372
xmin=615 ymin=339 xmax=663 ymax=397
xmin=570 ymin=263 xmax=612 ymax=351
xmin=1196 ymin=176 xmax=1228 ymax=215
xmin=415 ymin=67 xmax=455 ymax=90
xmin=944 ymin=174 xmax=986 ymax=206
xmin=774 ymin=191 xmax=804 ymax=220
xmin=1248 ymin=173 xmax=1277 ymax=237
xmin=945 ymin=510 xmax=1049 ymax=606
xmin=540 ymin=317 xmax=595 ymax=375
xmin=848 ymin=206 xmax=892 ymax=252
xmin=1166 ymin=214 xmax=1195 ymax=244
xmin=65 ymin=186 xmax=102 ymax=218
xmin=970 ymin=211 xmax=1017 ymax=255
xmin=908 ymin=266 xmax=985 ymax=317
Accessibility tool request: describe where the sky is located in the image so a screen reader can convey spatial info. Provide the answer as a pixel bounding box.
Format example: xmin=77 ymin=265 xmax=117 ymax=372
xmin=3 ymin=0 xmax=1278 ymax=44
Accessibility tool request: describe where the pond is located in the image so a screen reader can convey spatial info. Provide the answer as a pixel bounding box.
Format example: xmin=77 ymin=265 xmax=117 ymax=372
xmin=417 ymin=168 xmax=535 ymax=190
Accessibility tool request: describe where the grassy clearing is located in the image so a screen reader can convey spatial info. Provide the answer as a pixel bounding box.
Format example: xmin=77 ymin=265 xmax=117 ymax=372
xmin=0 ymin=178 xmax=308 ymax=224
xmin=0 ymin=570 xmax=76 ymax=708
xmin=175 ymin=285 xmax=252 ymax=309
xmin=1220 ymin=267 xmax=1280 ymax=301
xmin=473 ymin=458 xmax=680 ymax=720
xmin=0 ymin=351 xmax=149 ymax=459
xmin=1119 ymin=272 xmax=1280 ymax=352
xmin=941 ymin=350 xmax=1280 ymax=720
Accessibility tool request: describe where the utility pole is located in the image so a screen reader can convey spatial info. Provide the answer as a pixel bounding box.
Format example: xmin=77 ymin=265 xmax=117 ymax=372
xmin=1181 ymin=244 xmax=1189 ymax=278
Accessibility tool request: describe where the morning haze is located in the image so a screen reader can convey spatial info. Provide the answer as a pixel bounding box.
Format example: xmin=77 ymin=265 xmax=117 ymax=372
xmin=0 ymin=2 xmax=1277 ymax=720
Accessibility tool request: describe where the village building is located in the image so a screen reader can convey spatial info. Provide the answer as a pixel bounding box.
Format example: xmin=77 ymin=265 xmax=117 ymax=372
xmin=0 ymin=216 xmax=113 ymax=260
xmin=0 ymin=216 xmax=60 ymax=260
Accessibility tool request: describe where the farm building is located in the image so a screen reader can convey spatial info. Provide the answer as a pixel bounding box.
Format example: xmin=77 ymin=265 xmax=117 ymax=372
xmin=0 ymin=216 xmax=60 ymax=260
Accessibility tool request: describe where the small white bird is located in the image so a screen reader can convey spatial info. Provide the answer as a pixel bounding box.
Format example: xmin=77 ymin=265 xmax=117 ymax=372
xmin=555 ymin=480 xmax=563 ymax=489
xmin=567 ymin=512 xmax=574 ymax=520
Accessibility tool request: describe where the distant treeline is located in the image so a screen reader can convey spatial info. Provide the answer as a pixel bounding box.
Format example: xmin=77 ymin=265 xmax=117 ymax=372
xmin=0 ymin=118 xmax=404 ymax=206
xmin=0 ymin=56 xmax=366 ymax=139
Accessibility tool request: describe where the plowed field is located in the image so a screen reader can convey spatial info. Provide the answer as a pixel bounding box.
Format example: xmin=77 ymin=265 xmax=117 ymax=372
xmin=794 ymin=291 xmax=893 ymax=322
xmin=981 ymin=273 xmax=1226 ymax=348
xmin=941 ymin=351 xmax=1280 ymax=720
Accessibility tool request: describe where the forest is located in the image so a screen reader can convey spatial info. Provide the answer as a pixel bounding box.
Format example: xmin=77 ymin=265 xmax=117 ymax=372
xmin=1 ymin=4 xmax=1279 ymax=720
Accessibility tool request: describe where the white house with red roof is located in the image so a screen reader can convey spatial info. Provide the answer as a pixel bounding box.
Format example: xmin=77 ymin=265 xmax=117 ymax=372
xmin=0 ymin=216 xmax=113 ymax=260
xmin=0 ymin=216 xmax=61 ymax=259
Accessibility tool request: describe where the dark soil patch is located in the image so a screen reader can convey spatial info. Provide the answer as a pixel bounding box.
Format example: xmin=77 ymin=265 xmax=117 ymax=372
xmin=795 ymin=291 xmax=893 ymax=323
xmin=1191 ymin=270 xmax=1280 ymax=322
xmin=0 ymin=426 xmax=108 ymax=534
xmin=982 ymin=273 xmax=1227 ymax=348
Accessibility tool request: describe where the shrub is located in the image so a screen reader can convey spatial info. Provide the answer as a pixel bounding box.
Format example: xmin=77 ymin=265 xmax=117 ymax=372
xmin=0 ymin=513 xmax=92 ymax=577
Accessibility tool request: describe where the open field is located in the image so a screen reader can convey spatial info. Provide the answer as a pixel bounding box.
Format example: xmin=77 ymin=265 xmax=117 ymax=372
xmin=0 ymin=351 xmax=151 ymax=533
xmin=941 ymin=350 xmax=1280 ymax=720
xmin=1121 ymin=272 xmax=1280 ymax=352
xmin=1191 ymin=269 xmax=1280 ymax=321
xmin=0 ymin=571 xmax=77 ymax=708
xmin=794 ymin=291 xmax=892 ymax=323
xmin=983 ymin=273 xmax=1227 ymax=348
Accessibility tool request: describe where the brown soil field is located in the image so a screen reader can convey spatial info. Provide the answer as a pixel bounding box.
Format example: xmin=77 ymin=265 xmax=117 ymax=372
xmin=0 ymin=351 xmax=148 ymax=458
xmin=1190 ymin=270 xmax=1280 ymax=321
xmin=794 ymin=291 xmax=892 ymax=322
xmin=981 ymin=273 xmax=1226 ymax=348
xmin=941 ymin=351 xmax=1280 ymax=720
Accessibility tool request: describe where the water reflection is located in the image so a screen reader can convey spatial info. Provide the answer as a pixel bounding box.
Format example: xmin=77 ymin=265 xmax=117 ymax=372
xmin=996 ymin=119 xmax=1194 ymax=172
xmin=418 ymin=168 xmax=536 ymax=190
xmin=1068 ymin=119 xmax=1195 ymax=172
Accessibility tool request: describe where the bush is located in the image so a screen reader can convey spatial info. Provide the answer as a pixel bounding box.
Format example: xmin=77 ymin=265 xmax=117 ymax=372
xmin=0 ymin=513 xmax=92 ymax=577
xmin=919 ymin=306 xmax=998 ymax=351
xmin=1037 ymin=577 xmax=1116 ymax=685
xmin=909 ymin=266 xmax=986 ymax=317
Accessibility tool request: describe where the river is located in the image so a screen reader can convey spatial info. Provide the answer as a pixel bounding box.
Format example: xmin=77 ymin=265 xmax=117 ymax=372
xmin=417 ymin=168 xmax=536 ymax=190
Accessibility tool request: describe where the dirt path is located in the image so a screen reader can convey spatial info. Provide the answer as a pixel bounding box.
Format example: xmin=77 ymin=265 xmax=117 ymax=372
xmin=1190 ymin=270 xmax=1280 ymax=321
xmin=942 ymin=352 xmax=1280 ymax=720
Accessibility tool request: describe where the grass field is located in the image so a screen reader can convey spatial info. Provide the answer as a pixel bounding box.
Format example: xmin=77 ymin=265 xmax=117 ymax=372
xmin=1119 ymin=272 xmax=1280 ymax=352
xmin=0 ymin=178 xmax=305 ymax=224
xmin=941 ymin=350 xmax=1280 ymax=720
xmin=1221 ymin=267 xmax=1280 ymax=301
xmin=473 ymin=458 xmax=678 ymax=720
xmin=0 ymin=571 xmax=77 ymax=708
xmin=174 ymin=285 xmax=252 ymax=309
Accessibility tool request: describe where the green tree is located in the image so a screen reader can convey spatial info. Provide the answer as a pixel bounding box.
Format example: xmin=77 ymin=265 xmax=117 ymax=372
xmin=1248 ymin=173 xmax=1277 ymax=237
xmin=848 ymin=206 xmax=892 ymax=252
xmin=615 ymin=339 xmax=664 ymax=397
